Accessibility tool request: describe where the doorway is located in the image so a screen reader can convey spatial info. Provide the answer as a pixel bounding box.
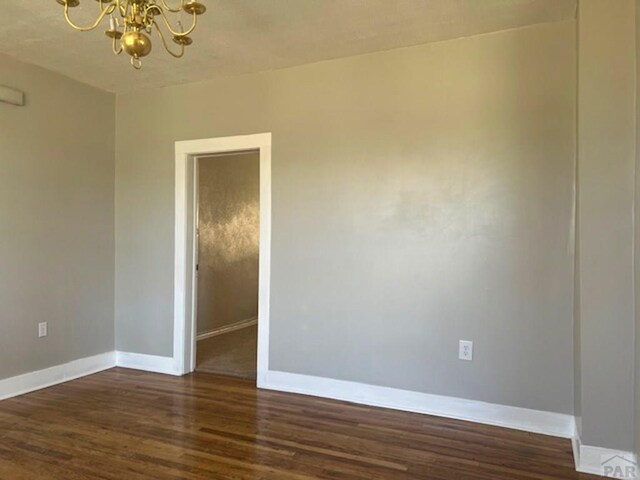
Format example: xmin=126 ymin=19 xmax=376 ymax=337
xmin=195 ymin=151 xmax=260 ymax=379
xmin=173 ymin=133 xmax=272 ymax=383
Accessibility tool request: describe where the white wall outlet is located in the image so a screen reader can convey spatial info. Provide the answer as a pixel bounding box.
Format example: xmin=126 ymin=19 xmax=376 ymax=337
xmin=459 ymin=340 xmax=473 ymax=361
xmin=38 ymin=322 xmax=47 ymax=338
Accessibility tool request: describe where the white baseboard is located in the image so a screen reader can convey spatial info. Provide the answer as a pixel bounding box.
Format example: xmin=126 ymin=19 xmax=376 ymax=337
xmin=115 ymin=351 xmax=181 ymax=376
xmin=197 ymin=317 xmax=258 ymax=341
xmin=259 ymin=370 xmax=576 ymax=439
xmin=0 ymin=351 xmax=115 ymax=401
xmin=0 ymin=350 xmax=183 ymax=402
xmin=572 ymin=436 xmax=639 ymax=478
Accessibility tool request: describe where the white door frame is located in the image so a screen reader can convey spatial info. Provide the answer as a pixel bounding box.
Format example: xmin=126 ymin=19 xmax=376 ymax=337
xmin=173 ymin=133 xmax=271 ymax=381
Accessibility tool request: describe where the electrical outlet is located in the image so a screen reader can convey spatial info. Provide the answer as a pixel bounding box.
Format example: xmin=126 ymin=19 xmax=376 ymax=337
xmin=38 ymin=322 xmax=47 ymax=338
xmin=459 ymin=340 xmax=473 ymax=361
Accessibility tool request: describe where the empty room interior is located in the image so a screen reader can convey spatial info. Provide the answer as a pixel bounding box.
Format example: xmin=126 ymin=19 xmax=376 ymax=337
xmin=1 ymin=1 xmax=640 ymax=479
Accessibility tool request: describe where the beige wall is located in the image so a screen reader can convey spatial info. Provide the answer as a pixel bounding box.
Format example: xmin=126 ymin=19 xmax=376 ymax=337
xmin=636 ymin=0 xmax=640 ymax=459
xmin=0 ymin=53 xmax=115 ymax=380
xmin=575 ymin=0 xmax=637 ymax=452
xmin=116 ymin=20 xmax=577 ymax=414
xmin=197 ymin=152 xmax=260 ymax=334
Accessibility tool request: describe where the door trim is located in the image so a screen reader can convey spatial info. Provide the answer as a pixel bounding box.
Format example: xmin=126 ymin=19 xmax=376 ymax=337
xmin=174 ymin=133 xmax=272 ymax=381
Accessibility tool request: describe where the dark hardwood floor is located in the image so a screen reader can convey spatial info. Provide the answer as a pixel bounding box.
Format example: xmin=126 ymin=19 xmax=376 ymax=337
xmin=0 ymin=368 xmax=598 ymax=479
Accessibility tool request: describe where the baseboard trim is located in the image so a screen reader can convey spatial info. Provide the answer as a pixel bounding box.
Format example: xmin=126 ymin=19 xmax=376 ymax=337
xmin=115 ymin=351 xmax=181 ymax=376
xmin=0 ymin=351 xmax=115 ymax=401
xmin=259 ymin=370 xmax=575 ymax=439
xmin=572 ymin=436 xmax=639 ymax=478
xmin=197 ymin=317 xmax=258 ymax=341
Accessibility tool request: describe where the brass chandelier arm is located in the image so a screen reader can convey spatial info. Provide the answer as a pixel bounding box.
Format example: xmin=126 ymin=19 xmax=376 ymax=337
xmin=117 ymin=0 xmax=128 ymax=17
xmin=153 ymin=21 xmax=185 ymax=58
xmin=64 ymin=1 xmax=116 ymax=31
xmin=156 ymin=7 xmax=198 ymax=37
xmin=144 ymin=4 xmax=159 ymax=21
xmin=99 ymin=0 xmax=118 ymax=11
xmin=159 ymin=0 xmax=186 ymax=13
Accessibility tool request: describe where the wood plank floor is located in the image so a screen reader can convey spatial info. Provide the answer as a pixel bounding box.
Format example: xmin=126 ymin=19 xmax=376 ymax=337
xmin=0 ymin=368 xmax=598 ymax=479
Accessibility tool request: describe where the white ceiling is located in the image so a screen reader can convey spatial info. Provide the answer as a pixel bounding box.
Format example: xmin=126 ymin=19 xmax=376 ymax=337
xmin=0 ymin=0 xmax=576 ymax=93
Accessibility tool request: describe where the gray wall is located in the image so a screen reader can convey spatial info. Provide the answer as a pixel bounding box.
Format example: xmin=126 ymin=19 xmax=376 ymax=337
xmin=0 ymin=53 xmax=115 ymax=380
xmin=575 ymin=0 xmax=637 ymax=452
xmin=197 ymin=152 xmax=259 ymax=334
xmin=115 ymin=20 xmax=576 ymax=414
xmin=636 ymin=0 xmax=640 ymax=459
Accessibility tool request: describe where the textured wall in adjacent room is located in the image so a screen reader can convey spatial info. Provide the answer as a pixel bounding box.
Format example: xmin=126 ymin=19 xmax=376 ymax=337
xmin=197 ymin=152 xmax=260 ymax=334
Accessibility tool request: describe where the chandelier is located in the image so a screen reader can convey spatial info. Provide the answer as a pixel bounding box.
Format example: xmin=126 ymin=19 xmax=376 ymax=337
xmin=56 ymin=0 xmax=207 ymax=69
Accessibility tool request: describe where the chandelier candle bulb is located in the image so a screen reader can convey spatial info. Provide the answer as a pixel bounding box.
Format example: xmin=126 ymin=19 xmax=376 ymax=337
xmin=55 ymin=0 xmax=207 ymax=69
